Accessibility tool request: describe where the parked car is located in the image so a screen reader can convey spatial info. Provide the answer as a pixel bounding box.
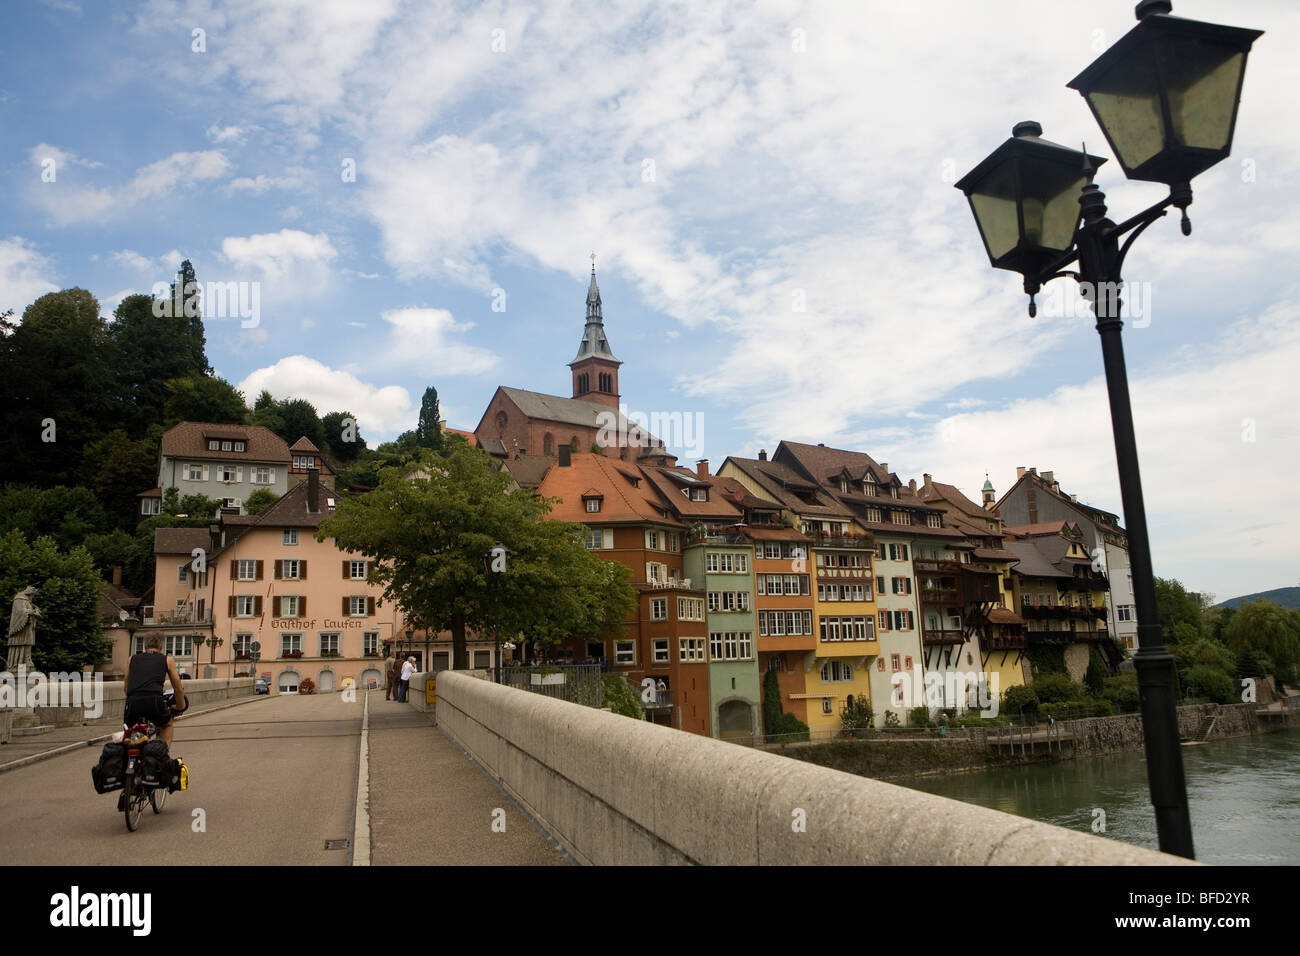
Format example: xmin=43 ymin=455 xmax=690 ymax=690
xmin=255 ymin=678 xmax=270 ymax=695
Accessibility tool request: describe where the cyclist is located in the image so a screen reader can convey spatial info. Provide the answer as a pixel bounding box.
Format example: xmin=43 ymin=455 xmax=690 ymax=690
xmin=122 ymin=632 xmax=187 ymax=748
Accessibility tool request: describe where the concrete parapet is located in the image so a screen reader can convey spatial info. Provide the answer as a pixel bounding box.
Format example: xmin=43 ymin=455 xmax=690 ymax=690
xmin=95 ymin=677 xmax=256 ymax=724
xmin=436 ymin=671 xmax=1194 ymax=866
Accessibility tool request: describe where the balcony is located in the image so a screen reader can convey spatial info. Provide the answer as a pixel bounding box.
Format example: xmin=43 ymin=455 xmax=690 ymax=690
xmin=984 ymin=632 xmax=1026 ymax=651
xmin=758 ymin=633 xmax=817 ymax=652
xmin=155 ymin=608 xmax=213 ymax=626
xmin=807 ymin=531 xmax=874 ymax=549
xmin=816 ymin=565 xmax=872 ymax=579
xmin=918 ymin=586 xmax=961 ymax=605
xmin=644 ymin=689 xmax=674 ymax=711
xmin=922 ymin=629 xmax=965 ymax=646
xmin=913 ymin=559 xmax=961 ymax=574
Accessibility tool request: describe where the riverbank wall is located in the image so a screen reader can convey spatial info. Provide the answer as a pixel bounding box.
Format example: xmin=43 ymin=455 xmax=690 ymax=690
xmin=773 ymin=700 xmax=1300 ymax=780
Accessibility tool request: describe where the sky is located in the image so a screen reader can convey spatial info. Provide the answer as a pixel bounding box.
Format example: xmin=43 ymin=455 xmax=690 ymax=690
xmin=2 ymin=0 xmax=1297 ymax=602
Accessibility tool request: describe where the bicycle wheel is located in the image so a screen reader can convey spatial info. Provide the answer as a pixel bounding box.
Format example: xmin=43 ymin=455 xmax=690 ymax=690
xmin=149 ymin=784 xmax=167 ymax=813
xmin=123 ymin=773 xmax=144 ymax=831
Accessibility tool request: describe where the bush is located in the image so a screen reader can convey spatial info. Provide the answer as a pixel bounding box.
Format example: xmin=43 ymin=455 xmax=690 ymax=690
xmin=601 ymin=675 xmax=644 ymax=719
xmin=908 ymin=705 xmax=931 ymax=728
xmin=1102 ymin=673 xmax=1140 ymax=713
xmin=299 ymin=677 xmax=315 ymax=695
xmin=883 ymin=710 xmax=900 ymax=727
xmin=1032 ymin=672 xmax=1081 ymax=703
xmin=1186 ymin=664 xmax=1236 ymax=704
xmin=841 ymin=698 xmax=873 ymax=732
xmin=1002 ymin=683 xmax=1039 ymax=721
xmin=1085 ymin=650 xmax=1107 ymax=697
xmin=773 ymin=713 xmax=810 ymax=741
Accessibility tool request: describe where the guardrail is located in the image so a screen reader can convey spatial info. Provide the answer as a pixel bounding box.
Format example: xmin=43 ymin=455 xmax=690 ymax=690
xmin=435 ymin=671 xmax=1193 ymax=866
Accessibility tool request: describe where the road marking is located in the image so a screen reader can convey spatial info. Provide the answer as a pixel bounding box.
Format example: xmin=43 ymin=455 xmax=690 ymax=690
xmin=351 ymin=690 xmax=371 ymax=866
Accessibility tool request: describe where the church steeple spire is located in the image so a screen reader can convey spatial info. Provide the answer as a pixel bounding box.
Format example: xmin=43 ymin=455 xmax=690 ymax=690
xmin=569 ymin=255 xmax=621 ymax=407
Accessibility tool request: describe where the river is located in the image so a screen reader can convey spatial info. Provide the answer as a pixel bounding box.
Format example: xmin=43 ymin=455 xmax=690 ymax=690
xmin=895 ymin=727 xmax=1300 ymax=864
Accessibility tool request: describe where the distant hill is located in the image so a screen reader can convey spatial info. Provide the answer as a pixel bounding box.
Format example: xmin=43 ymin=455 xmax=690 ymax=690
xmin=1217 ymin=587 xmax=1300 ymax=611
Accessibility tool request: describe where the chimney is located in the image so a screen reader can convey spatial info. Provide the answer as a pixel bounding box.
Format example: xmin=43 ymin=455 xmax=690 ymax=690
xmin=923 ymin=473 xmax=933 ymax=493
xmin=696 ymin=459 xmax=709 ymax=479
xmin=1016 ymin=466 xmax=1026 ymax=479
xmin=908 ymin=478 xmax=917 ymax=493
xmin=558 ymin=445 xmax=571 ymax=468
xmin=1028 ymin=467 xmax=1037 ymax=476
xmin=758 ymin=449 xmax=767 ymax=461
xmin=1042 ymin=470 xmax=1054 ymax=485
xmin=307 ymin=467 xmax=320 ymax=513
xmin=112 ymin=565 xmax=122 ymax=588
xmin=879 ymin=462 xmax=888 ymax=473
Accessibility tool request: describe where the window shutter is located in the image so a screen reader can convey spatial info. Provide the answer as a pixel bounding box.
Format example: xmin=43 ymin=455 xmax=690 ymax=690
xmin=343 ymin=561 xmax=350 ymax=578
xmin=603 ymin=529 xmax=613 ymax=549
xmin=299 ymin=560 xmax=307 ymax=580
xmin=342 ymin=597 xmax=349 ymax=615
xmin=255 ymin=560 xmax=264 ymax=580
xmin=268 ymin=468 xmax=276 ymax=482
xmin=276 ymin=596 xmax=284 ymax=616
xmin=300 ymin=596 xmax=307 ymax=616
xmin=201 ymin=465 xmax=209 ymax=481
xmin=908 ymin=610 xmax=915 ymax=629
xmin=230 ymin=560 xmax=238 ymax=579
xmin=367 ymin=596 xmax=375 ymax=616
xmin=905 ymin=578 xmax=912 ymax=595
xmin=236 ymin=466 xmax=243 ymax=482
xmin=253 ymin=596 xmax=263 ymax=616
xmin=228 ymin=595 xmax=236 ymax=615
xmin=274 ymin=561 xmax=282 ymax=580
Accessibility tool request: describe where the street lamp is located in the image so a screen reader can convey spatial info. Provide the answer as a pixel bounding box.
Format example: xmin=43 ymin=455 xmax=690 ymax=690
xmin=954 ymin=0 xmax=1262 ymax=860
xmin=487 ymin=544 xmax=507 ymax=684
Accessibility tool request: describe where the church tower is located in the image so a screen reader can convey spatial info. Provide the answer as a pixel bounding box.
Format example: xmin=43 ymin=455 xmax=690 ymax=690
xmin=982 ymin=474 xmax=997 ymax=510
xmin=568 ymin=260 xmax=622 ymax=409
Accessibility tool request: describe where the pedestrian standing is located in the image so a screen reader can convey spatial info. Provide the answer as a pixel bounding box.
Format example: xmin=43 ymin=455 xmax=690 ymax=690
xmin=398 ymin=656 xmax=416 ymax=703
xmin=384 ymin=651 xmax=397 ymax=700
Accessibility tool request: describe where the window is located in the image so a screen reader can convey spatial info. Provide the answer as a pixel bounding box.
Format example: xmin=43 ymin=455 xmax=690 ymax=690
xmin=320 ymin=633 xmax=340 ymax=655
xmin=281 ymin=633 xmax=302 ymax=655
xmin=165 ymin=634 xmax=193 ymax=657
xmin=279 ymin=595 xmax=300 ymax=617
xmin=669 ymin=533 xmax=680 ymax=553
xmin=927 ymin=514 xmax=942 ymax=528
xmin=208 ymin=440 xmax=219 ymax=451
xmin=254 ymin=466 xmax=271 ymax=484
xmin=293 ymin=455 xmax=314 ymax=469
xmin=645 ymin=529 xmax=662 ymax=550
xmin=195 ymin=570 xmax=207 ymax=588
xmin=350 ymin=560 xmax=368 ymax=580
xmin=820 ymin=660 xmax=854 ymax=682
xmin=363 ymin=631 xmax=380 ymax=655
xmin=646 ymin=562 xmax=667 ymax=584
xmin=583 ymin=528 xmax=603 ymax=550
xmin=141 ymin=498 xmax=160 ymax=516
xmin=177 ymin=564 xmax=189 ymax=584
xmin=219 ymin=465 xmax=239 ymax=482
xmin=221 ymin=441 xmax=233 ymax=452
xmin=234 ymin=633 xmax=253 ymax=655
xmin=888 ymin=543 xmax=909 ymax=561
xmin=878 ymin=610 xmax=890 ymax=631
xmin=650 ymin=598 xmax=667 ymax=621
xmin=283 ymin=529 xmax=298 ymax=546
xmin=133 ymin=635 xmax=147 ymax=654
xmin=652 ymin=639 xmax=670 ymax=664
xmin=186 ymin=464 xmax=204 ymax=481
xmin=891 ymin=653 xmax=901 ymax=671
xmin=350 ymin=596 xmax=369 ymax=616
xmin=892 ymin=511 xmax=910 ymax=526
xmin=584 ymin=497 xmax=602 ymax=513
xmin=822 ymin=698 xmax=833 ymax=715
xmin=236 ymin=595 xmax=255 ymax=617
xmin=1117 ymin=605 xmax=1134 ymax=622
xmin=905 ymin=655 xmax=913 ymax=670
xmin=615 ymin=640 xmax=635 ymax=665
xmin=235 ymin=441 xmax=245 ymax=452
xmin=238 ymin=559 xmax=258 ymax=581
xmin=281 ymin=559 xmax=301 ymax=580
xmin=690 ymin=488 xmax=707 ymax=501
xmin=677 ymin=597 xmax=704 ymax=621
xmin=679 ymin=638 xmax=706 ymax=662
xmin=708 ymin=632 xmax=753 ymax=661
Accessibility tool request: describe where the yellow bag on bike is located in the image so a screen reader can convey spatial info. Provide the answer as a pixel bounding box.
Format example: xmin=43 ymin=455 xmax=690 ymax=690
xmin=168 ymin=757 xmax=189 ymax=793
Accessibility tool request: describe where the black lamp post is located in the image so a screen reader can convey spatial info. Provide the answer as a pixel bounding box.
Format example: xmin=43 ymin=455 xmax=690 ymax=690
xmin=955 ymin=0 xmax=1261 ymax=860
xmin=487 ymin=544 xmax=507 ymax=684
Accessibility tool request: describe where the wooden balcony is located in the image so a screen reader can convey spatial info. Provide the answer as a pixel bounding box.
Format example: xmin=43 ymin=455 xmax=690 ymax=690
xmin=758 ymin=633 xmax=817 ymax=652
xmin=922 ymin=629 xmax=965 ymax=646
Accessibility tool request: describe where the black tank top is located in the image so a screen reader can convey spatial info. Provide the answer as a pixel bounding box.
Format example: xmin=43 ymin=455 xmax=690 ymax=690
xmin=127 ymin=651 xmax=168 ymax=696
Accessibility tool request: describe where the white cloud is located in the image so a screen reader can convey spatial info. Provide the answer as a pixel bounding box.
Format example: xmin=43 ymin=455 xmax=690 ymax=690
xmin=377 ymin=307 xmax=500 ymax=375
xmin=109 ymin=249 xmax=157 ymax=272
xmin=236 ymin=355 xmax=414 ymax=437
xmin=121 ymin=150 xmax=231 ymax=202
xmin=0 ymin=237 xmax=59 ymax=314
xmin=98 ymin=288 xmax=136 ymax=320
xmin=206 ymin=123 xmax=248 ymax=144
xmin=219 ymin=229 xmax=337 ymax=281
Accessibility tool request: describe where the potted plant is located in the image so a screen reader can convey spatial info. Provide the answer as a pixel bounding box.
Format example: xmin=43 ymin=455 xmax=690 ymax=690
xmin=299 ymin=677 xmax=315 ymax=695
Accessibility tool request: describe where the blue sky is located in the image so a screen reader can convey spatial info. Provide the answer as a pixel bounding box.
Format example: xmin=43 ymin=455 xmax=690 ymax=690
xmin=3 ymin=0 xmax=1297 ymax=601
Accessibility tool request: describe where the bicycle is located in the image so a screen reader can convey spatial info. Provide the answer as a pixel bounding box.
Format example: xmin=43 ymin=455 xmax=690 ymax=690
xmin=117 ymin=691 xmax=188 ymax=832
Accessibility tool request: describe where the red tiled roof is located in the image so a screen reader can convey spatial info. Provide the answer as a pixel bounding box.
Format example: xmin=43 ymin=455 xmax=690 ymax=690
xmin=537 ymin=454 xmax=682 ymax=527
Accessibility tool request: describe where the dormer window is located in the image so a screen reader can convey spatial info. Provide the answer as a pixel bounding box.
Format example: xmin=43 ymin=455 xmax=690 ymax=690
xmin=890 ymin=487 xmax=898 ymax=499
xmin=235 ymin=440 xmax=245 ymax=452
xmin=864 ymin=481 xmax=877 ymax=497
xmin=927 ymin=514 xmax=942 ymax=528
xmin=221 ymin=440 xmax=233 ymax=451
xmin=208 ymin=440 xmax=219 ymax=451
xmin=293 ymin=455 xmax=314 ymax=469
xmin=584 ymin=496 xmax=603 ymax=513
xmin=691 ymin=488 xmax=707 ymax=502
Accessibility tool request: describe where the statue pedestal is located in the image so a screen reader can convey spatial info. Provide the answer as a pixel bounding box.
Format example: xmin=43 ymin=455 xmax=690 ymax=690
xmin=12 ymin=707 xmax=39 ymax=729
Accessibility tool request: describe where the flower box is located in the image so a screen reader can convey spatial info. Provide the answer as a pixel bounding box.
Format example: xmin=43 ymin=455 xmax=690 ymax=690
xmin=282 ymin=650 xmax=303 ymax=659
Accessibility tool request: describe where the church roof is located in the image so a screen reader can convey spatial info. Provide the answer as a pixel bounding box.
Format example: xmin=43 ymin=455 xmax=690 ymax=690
xmin=568 ymin=265 xmax=621 ymax=365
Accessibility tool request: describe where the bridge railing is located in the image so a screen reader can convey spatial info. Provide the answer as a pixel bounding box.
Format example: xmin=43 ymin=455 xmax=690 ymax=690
xmin=435 ymin=671 xmax=1193 ymax=867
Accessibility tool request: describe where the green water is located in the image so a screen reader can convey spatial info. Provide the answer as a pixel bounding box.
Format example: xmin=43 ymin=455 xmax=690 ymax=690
xmin=895 ymin=727 xmax=1300 ymax=864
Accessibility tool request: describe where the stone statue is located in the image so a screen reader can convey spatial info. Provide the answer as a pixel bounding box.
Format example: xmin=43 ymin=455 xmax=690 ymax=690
xmin=6 ymin=586 xmax=40 ymax=673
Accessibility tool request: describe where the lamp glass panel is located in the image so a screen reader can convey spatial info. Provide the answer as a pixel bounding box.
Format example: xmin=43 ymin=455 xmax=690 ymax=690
xmin=1084 ymin=55 xmax=1164 ymax=171
xmin=1164 ymin=41 xmax=1244 ymax=151
xmin=968 ymin=162 xmax=1020 ymax=260
xmin=1019 ymin=169 xmax=1086 ymax=253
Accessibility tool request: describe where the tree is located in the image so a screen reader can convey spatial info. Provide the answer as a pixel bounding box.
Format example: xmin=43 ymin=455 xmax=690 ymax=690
xmin=1154 ymin=577 xmax=1209 ymax=645
xmin=1084 ymin=650 xmax=1107 ymax=697
xmin=79 ymin=429 xmax=159 ymax=530
xmin=162 ymin=375 xmax=249 ymax=427
xmin=415 ymin=386 xmax=443 ymax=450
xmin=251 ymin=392 xmax=326 ymax=450
xmin=321 ymin=410 xmax=367 ymax=462
xmin=244 ymin=488 xmax=278 ymax=515
xmin=317 ymin=442 xmax=637 ymax=668
xmin=0 ymin=485 xmax=108 ymax=552
xmin=168 ymin=259 xmax=210 ymax=375
xmin=1225 ymin=600 xmax=1300 ymax=685
xmin=0 ymin=531 xmax=110 ymax=671
xmin=108 ymin=293 xmax=210 ymax=435
xmin=0 ymin=289 xmax=117 ymax=486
